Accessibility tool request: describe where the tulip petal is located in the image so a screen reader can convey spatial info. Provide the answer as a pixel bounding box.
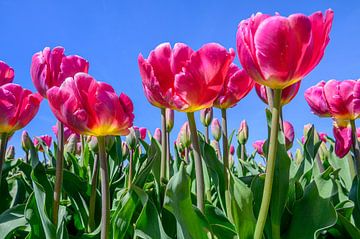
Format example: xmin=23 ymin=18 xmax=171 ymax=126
xmin=333 ymin=124 xmax=352 ymax=158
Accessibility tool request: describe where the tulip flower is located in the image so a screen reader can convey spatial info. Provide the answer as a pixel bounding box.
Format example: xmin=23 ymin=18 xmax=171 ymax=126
xmin=253 ymin=140 xmax=265 ymax=156
xmin=304 ymin=81 xmax=331 ymax=117
xmin=333 ymin=122 xmax=352 ymax=158
xmin=6 ymin=145 xmax=15 ymax=159
xmin=47 ymin=73 xmax=134 ymax=136
xmin=255 ymin=81 xmax=301 ymax=106
xmin=166 ymin=109 xmax=174 ymax=133
xmin=237 ymin=120 xmax=249 ymax=145
xmin=283 ymin=121 xmax=295 ymax=150
xmin=211 ymin=119 xmax=221 ymax=142
xmin=48 ymin=72 xmax=133 ymax=238
xmin=31 ymin=46 xmax=89 ymax=98
xmin=237 ymin=10 xmax=333 ymax=90
xmin=52 ymin=122 xmax=79 ymax=143
xmin=177 ymin=122 xmax=191 ymax=149
xmin=357 ymin=128 xmax=360 ymax=141
xmin=0 ymin=61 xmax=14 ymax=86
xmin=21 ymin=130 xmax=31 ymax=153
xmin=133 ymin=126 xmax=147 ymax=140
xmin=153 ymin=128 xmax=162 ymax=143
xmin=33 ymin=135 xmax=52 ymax=152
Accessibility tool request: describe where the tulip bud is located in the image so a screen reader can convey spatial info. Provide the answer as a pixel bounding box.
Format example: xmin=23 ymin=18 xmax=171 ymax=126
xmin=122 ymin=142 xmax=129 ymax=159
xmin=126 ymin=127 xmax=138 ymax=150
xmin=237 ymin=120 xmax=249 ymax=145
xmin=253 ymin=140 xmax=265 ymax=156
xmin=303 ymin=123 xmax=313 ymax=137
xmin=166 ymin=109 xmax=174 ymax=132
xmin=138 ymin=127 xmax=147 ymax=140
xmin=153 ymin=128 xmax=162 ymax=144
xmin=295 ymin=148 xmax=302 ymax=165
xmin=21 ymin=131 xmax=32 ymax=152
xmin=87 ymin=136 xmax=98 ymax=152
xmin=211 ymin=118 xmax=221 ymax=141
xmin=178 ymin=122 xmax=191 ymax=148
xmin=65 ymin=134 xmax=78 ymax=154
xmin=200 ymin=108 xmax=213 ymax=127
xmin=229 ymin=145 xmax=235 ymax=156
xmin=283 ymin=121 xmax=294 ymax=150
xmin=6 ymin=145 xmax=15 ymax=159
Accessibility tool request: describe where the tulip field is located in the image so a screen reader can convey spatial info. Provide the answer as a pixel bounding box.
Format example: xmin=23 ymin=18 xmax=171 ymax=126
xmin=1 ymin=6 xmax=360 ymax=239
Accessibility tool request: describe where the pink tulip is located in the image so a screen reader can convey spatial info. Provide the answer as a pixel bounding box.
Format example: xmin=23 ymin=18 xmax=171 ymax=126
xmin=138 ymin=43 xmax=234 ymax=111
xmin=229 ymin=145 xmax=235 ymax=155
xmin=213 ymin=64 xmax=254 ymax=108
xmin=0 ymin=61 xmax=14 ymax=85
xmin=0 ymin=84 xmax=42 ymax=134
xmin=304 ymin=81 xmax=331 ymax=117
xmin=177 ymin=122 xmax=191 ymax=148
xmin=31 ymin=46 xmax=89 ymax=98
xmin=153 ymin=128 xmax=162 ymax=143
xmin=33 ymin=135 xmax=52 ymax=152
xmin=211 ymin=118 xmax=221 ymax=141
xmin=324 ymin=80 xmax=360 ymax=120
xmin=253 ymin=140 xmax=265 ymax=156
xmin=133 ymin=126 xmax=147 ymax=140
xmin=283 ymin=121 xmax=294 ymax=150
xmin=52 ymin=121 xmax=79 ymax=142
xmin=47 ymin=73 xmax=134 ymax=136
xmin=255 ymin=81 xmax=301 ymax=106
xmin=333 ymin=122 xmax=352 ymax=158
xmin=236 ymin=10 xmax=334 ymax=89
xmin=318 ymin=132 xmax=328 ymax=142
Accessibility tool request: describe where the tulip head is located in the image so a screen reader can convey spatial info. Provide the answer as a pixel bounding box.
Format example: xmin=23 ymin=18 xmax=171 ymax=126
xmin=253 ymin=140 xmax=265 ymax=156
xmin=211 ymin=118 xmax=221 ymax=141
xmin=333 ymin=121 xmax=352 ymax=158
xmin=6 ymin=145 xmax=15 ymax=159
xmin=21 ymin=130 xmax=31 ymax=152
xmin=177 ymin=122 xmax=191 ymax=148
xmin=31 ymin=46 xmax=89 ymax=98
xmin=0 ymin=61 xmax=14 ymax=86
xmin=134 ymin=126 xmax=147 ymax=140
xmin=283 ymin=121 xmax=295 ymax=150
xmin=33 ymin=135 xmax=52 ymax=152
xmin=304 ymin=81 xmax=331 ymax=117
xmin=122 ymin=142 xmax=129 ymax=159
xmin=166 ymin=109 xmax=174 ymax=132
xmin=237 ymin=120 xmax=249 ymax=145
xmin=255 ymin=81 xmax=300 ymax=106
xmin=0 ymin=84 xmax=42 ymax=134
xmin=229 ymin=145 xmax=235 ymax=155
xmin=153 ymin=128 xmax=162 ymax=144
xmin=47 ymin=73 xmax=134 ymax=136
xmin=126 ymin=127 xmax=138 ymax=150
xmin=200 ymin=108 xmax=213 ymax=127
xmin=213 ymin=64 xmax=254 ymax=109
xmin=237 ymin=10 xmax=334 ymax=89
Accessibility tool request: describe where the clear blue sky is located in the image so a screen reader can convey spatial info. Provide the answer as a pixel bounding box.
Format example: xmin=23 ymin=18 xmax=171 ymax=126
xmin=0 ymin=0 xmax=359 ymax=156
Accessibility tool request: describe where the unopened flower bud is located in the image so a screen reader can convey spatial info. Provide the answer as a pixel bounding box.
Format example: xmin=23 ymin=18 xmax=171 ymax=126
xmin=237 ymin=120 xmax=249 ymax=145
xmin=178 ymin=122 xmax=191 ymax=148
xmin=211 ymin=118 xmax=221 ymax=141
xmin=33 ymin=135 xmax=52 ymax=152
xmin=295 ymin=148 xmax=302 ymax=165
xmin=21 ymin=131 xmax=32 ymax=152
xmin=87 ymin=136 xmax=98 ymax=153
xmin=65 ymin=134 xmax=78 ymax=154
xmin=6 ymin=145 xmax=15 ymax=159
xmin=166 ymin=109 xmax=174 ymax=132
xmin=126 ymin=127 xmax=138 ymax=150
xmin=200 ymin=108 xmax=213 ymax=127
xmin=283 ymin=121 xmax=294 ymax=150
xmin=122 ymin=142 xmax=129 ymax=159
xmin=153 ymin=128 xmax=162 ymax=144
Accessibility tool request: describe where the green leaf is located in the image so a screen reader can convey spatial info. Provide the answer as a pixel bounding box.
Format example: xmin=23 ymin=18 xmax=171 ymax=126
xmin=0 ymin=204 xmax=27 ymax=238
xmin=283 ymin=182 xmax=337 ymax=239
xmin=164 ymin=164 xmax=211 ymax=239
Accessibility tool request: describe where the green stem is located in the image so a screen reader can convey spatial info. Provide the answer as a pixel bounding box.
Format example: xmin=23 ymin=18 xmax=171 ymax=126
xmin=221 ymin=109 xmax=232 ymax=220
xmin=215 ymin=140 xmax=222 ymax=161
xmin=254 ymin=88 xmax=282 ymax=239
xmin=88 ymin=153 xmax=99 ymax=232
xmin=241 ymin=144 xmax=246 ymax=162
xmin=0 ymin=133 xmax=9 ymax=190
xmin=53 ymin=121 xmax=64 ymax=225
xmin=205 ymin=126 xmax=209 ymax=144
xmin=128 ymin=149 xmax=134 ymax=189
xmin=187 ymin=112 xmax=205 ymax=212
xmin=350 ymin=120 xmax=360 ymax=175
xmin=166 ymin=130 xmax=171 ymax=180
xmin=98 ymin=136 xmax=110 ymax=239
xmin=160 ymin=108 xmax=167 ymax=181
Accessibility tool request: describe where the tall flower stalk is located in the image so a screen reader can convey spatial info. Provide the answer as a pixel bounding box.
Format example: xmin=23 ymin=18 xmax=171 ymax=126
xmin=88 ymin=153 xmax=99 ymax=231
xmin=254 ymin=89 xmax=282 ymax=239
xmin=0 ymin=133 xmax=9 ymax=189
xmin=350 ymin=120 xmax=360 ymax=174
xmin=53 ymin=121 xmax=64 ymax=225
xmin=160 ymin=108 xmax=167 ymax=181
xmin=221 ymin=109 xmax=231 ymax=218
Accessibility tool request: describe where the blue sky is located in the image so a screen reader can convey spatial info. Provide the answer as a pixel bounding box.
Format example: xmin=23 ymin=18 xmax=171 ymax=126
xmin=0 ymin=0 xmax=359 ymax=156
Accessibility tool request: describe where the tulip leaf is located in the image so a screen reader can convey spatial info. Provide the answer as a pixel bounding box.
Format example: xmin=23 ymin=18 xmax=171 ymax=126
xmin=0 ymin=204 xmax=27 ymax=238
xmin=164 ymin=163 xmax=212 ymax=239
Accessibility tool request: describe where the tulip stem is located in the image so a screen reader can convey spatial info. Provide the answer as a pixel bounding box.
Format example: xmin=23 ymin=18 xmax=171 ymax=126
xmin=254 ymin=88 xmax=282 ymax=239
xmin=88 ymin=153 xmax=99 ymax=232
xmin=221 ymin=109 xmax=232 ymax=220
xmin=266 ymin=87 xmax=274 ymax=109
xmin=0 ymin=133 xmax=9 ymax=190
xmin=215 ymin=141 xmax=222 ymax=161
xmin=350 ymin=120 xmax=360 ymax=175
xmin=98 ymin=136 xmax=110 ymax=239
xmin=53 ymin=121 xmax=64 ymax=226
xmin=166 ymin=130 xmax=171 ymax=179
xmin=205 ymin=126 xmax=209 ymax=144
xmin=128 ymin=149 xmax=134 ymax=189
xmin=241 ymin=144 xmax=246 ymax=161
xmin=187 ymin=112 xmax=205 ymax=212
xmin=160 ymin=108 xmax=167 ymax=181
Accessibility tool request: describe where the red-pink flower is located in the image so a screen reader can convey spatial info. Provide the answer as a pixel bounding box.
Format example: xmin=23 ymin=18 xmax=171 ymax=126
xmin=0 ymin=84 xmax=42 ymax=134
xmin=304 ymin=81 xmax=331 ymax=117
xmin=138 ymin=43 xmax=234 ymax=111
xmin=229 ymin=145 xmax=235 ymax=155
xmin=47 ymin=73 xmax=134 ymax=136
xmin=213 ymin=64 xmax=254 ymax=108
xmin=33 ymin=135 xmax=52 ymax=152
xmin=0 ymin=61 xmax=14 ymax=86
xmin=253 ymin=140 xmax=265 ymax=156
xmin=134 ymin=126 xmax=147 ymax=140
xmin=283 ymin=121 xmax=294 ymax=150
xmin=31 ymin=46 xmax=89 ymax=98
xmin=236 ymin=10 xmax=334 ymax=89
xmin=153 ymin=128 xmax=162 ymax=143
xmin=255 ymin=81 xmax=301 ymax=106
xmin=333 ymin=122 xmax=352 ymax=158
